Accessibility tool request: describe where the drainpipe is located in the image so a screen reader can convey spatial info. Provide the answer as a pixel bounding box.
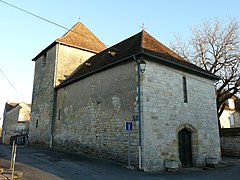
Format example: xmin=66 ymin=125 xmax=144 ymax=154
xmin=134 ymin=56 xmax=146 ymax=170
xmin=137 ymin=62 xmax=142 ymax=170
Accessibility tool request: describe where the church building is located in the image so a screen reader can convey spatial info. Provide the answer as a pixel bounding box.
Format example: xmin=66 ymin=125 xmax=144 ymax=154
xmin=29 ymin=22 xmax=221 ymax=171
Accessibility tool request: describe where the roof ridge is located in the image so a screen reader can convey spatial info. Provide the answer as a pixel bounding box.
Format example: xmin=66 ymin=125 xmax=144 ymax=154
xmin=58 ymin=21 xmax=82 ymax=38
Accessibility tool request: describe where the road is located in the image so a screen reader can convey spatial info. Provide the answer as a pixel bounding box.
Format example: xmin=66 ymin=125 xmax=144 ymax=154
xmin=0 ymin=144 xmax=240 ymax=180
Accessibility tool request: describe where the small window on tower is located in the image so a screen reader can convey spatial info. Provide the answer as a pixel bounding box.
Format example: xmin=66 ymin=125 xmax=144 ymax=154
xmin=36 ymin=119 xmax=39 ymax=128
xmin=58 ymin=109 xmax=61 ymax=120
xmin=42 ymin=52 xmax=47 ymax=68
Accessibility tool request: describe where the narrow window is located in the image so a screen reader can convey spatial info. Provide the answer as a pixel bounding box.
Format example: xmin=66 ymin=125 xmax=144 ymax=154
xmin=58 ymin=109 xmax=61 ymax=120
xmin=42 ymin=52 xmax=47 ymax=68
xmin=229 ymin=115 xmax=234 ymax=127
xmin=36 ymin=119 xmax=39 ymax=128
xmin=183 ymin=76 xmax=188 ymax=103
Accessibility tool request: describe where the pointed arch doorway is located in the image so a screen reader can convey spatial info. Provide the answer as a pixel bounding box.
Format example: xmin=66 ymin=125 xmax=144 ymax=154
xmin=178 ymin=128 xmax=193 ymax=168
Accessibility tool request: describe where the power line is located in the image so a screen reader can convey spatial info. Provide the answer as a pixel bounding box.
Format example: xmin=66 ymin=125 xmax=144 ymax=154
xmin=0 ymin=68 xmax=27 ymax=99
xmin=0 ymin=0 xmax=110 ymax=47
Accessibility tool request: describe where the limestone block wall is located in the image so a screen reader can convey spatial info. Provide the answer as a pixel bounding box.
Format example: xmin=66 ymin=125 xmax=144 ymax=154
xmin=221 ymin=136 xmax=240 ymax=156
xmin=221 ymin=128 xmax=240 ymax=156
xmin=141 ymin=61 xmax=221 ymax=171
xmin=54 ymin=61 xmax=139 ymax=164
xmin=29 ymin=45 xmax=57 ymax=146
xmin=55 ymin=44 xmax=95 ymax=86
xmin=29 ymin=43 xmax=96 ymax=147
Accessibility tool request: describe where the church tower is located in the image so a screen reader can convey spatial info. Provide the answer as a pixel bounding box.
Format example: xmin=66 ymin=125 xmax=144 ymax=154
xmin=29 ymin=22 xmax=106 ymax=147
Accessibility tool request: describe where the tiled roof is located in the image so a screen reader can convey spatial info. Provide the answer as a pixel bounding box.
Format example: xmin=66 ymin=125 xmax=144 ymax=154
xmin=4 ymin=102 xmax=31 ymax=113
xmin=58 ymin=31 xmax=219 ymax=88
xmin=4 ymin=102 xmax=19 ymax=113
xmin=56 ymin=22 xmax=106 ymax=53
xmin=32 ymin=22 xmax=106 ymax=61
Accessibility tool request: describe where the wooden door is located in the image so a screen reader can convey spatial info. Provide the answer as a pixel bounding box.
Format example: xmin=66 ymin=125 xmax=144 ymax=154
xmin=178 ymin=128 xmax=192 ymax=168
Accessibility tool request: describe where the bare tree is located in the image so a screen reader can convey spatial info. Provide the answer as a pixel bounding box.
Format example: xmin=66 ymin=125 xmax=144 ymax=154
xmin=170 ymin=18 xmax=240 ymax=126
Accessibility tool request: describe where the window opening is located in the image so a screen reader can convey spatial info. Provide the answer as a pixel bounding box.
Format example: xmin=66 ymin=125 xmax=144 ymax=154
xmin=183 ymin=76 xmax=188 ymax=103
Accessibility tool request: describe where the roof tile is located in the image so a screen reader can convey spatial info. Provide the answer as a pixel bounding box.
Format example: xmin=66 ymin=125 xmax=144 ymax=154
xmin=56 ymin=22 xmax=106 ymax=53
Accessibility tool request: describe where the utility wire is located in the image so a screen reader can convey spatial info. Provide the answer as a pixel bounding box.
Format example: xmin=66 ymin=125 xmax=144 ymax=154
xmin=0 ymin=0 xmax=110 ymax=47
xmin=0 ymin=68 xmax=27 ymax=99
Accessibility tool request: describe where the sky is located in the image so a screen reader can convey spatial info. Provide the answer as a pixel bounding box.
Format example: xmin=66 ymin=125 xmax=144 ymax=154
xmin=0 ymin=0 xmax=240 ymax=127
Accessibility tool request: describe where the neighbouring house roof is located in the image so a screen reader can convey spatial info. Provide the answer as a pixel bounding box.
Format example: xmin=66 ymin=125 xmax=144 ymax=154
xmin=32 ymin=22 xmax=106 ymax=61
xmin=4 ymin=102 xmax=31 ymax=114
xmin=57 ymin=30 xmax=219 ymax=88
xmin=4 ymin=102 xmax=19 ymax=113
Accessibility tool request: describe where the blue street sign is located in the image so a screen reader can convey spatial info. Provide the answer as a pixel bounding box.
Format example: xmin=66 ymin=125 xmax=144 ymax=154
xmin=125 ymin=121 xmax=133 ymax=131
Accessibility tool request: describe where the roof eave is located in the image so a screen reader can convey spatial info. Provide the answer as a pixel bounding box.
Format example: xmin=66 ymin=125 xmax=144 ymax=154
xmin=32 ymin=41 xmax=103 ymax=61
xmin=32 ymin=41 xmax=56 ymax=61
xmin=55 ymin=40 xmax=104 ymax=54
xmin=142 ymin=52 xmax=220 ymax=81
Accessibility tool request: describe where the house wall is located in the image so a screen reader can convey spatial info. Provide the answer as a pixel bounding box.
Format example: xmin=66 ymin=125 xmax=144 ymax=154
xmin=18 ymin=104 xmax=30 ymax=122
xmin=1 ymin=104 xmax=30 ymax=144
xmin=53 ymin=61 xmax=139 ymax=164
xmin=1 ymin=106 xmax=20 ymax=144
xmin=233 ymin=112 xmax=240 ymax=127
xmin=220 ymin=110 xmax=233 ymax=128
xmin=141 ymin=61 xmax=221 ymax=171
xmin=29 ymin=44 xmax=96 ymax=147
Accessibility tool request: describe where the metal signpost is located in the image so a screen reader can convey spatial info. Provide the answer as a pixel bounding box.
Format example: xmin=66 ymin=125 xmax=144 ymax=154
xmin=125 ymin=121 xmax=133 ymax=168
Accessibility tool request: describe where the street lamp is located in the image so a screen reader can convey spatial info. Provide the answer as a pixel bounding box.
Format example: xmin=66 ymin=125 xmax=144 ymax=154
xmin=135 ymin=57 xmax=146 ymax=170
xmin=138 ymin=59 xmax=146 ymax=73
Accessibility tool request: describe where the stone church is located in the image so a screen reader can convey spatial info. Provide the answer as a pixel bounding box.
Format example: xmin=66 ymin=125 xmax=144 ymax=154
xmin=29 ymin=22 xmax=221 ymax=171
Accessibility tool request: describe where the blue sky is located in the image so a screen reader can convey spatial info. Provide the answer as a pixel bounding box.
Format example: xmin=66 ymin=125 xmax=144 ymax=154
xmin=0 ymin=0 xmax=240 ymax=126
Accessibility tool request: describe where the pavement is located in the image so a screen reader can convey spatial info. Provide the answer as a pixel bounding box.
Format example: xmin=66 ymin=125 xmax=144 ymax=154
xmin=0 ymin=144 xmax=240 ymax=180
xmin=0 ymin=158 xmax=60 ymax=180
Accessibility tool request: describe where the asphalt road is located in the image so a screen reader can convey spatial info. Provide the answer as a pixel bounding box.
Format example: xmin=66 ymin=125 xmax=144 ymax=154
xmin=0 ymin=144 xmax=240 ymax=180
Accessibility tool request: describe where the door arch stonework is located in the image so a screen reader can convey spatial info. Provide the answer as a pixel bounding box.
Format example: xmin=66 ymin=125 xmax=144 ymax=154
xmin=177 ymin=124 xmax=198 ymax=167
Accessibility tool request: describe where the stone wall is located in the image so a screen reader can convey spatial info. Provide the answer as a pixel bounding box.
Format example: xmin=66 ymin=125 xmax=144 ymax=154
xmin=221 ymin=128 xmax=240 ymax=157
xmin=29 ymin=45 xmax=57 ymax=147
xmin=233 ymin=112 xmax=240 ymax=127
xmin=141 ymin=61 xmax=221 ymax=171
xmin=53 ymin=61 xmax=139 ymax=164
xmin=55 ymin=44 xmax=95 ymax=86
xmin=29 ymin=43 xmax=96 ymax=147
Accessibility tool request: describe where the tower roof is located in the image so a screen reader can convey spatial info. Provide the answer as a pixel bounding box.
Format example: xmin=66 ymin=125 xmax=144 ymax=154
xmin=58 ymin=30 xmax=219 ymax=88
xmin=33 ymin=22 xmax=106 ymax=61
xmin=56 ymin=22 xmax=106 ymax=53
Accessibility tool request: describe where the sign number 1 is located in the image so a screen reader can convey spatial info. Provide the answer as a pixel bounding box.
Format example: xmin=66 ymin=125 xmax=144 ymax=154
xmin=125 ymin=121 xmax=133 ymax=131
